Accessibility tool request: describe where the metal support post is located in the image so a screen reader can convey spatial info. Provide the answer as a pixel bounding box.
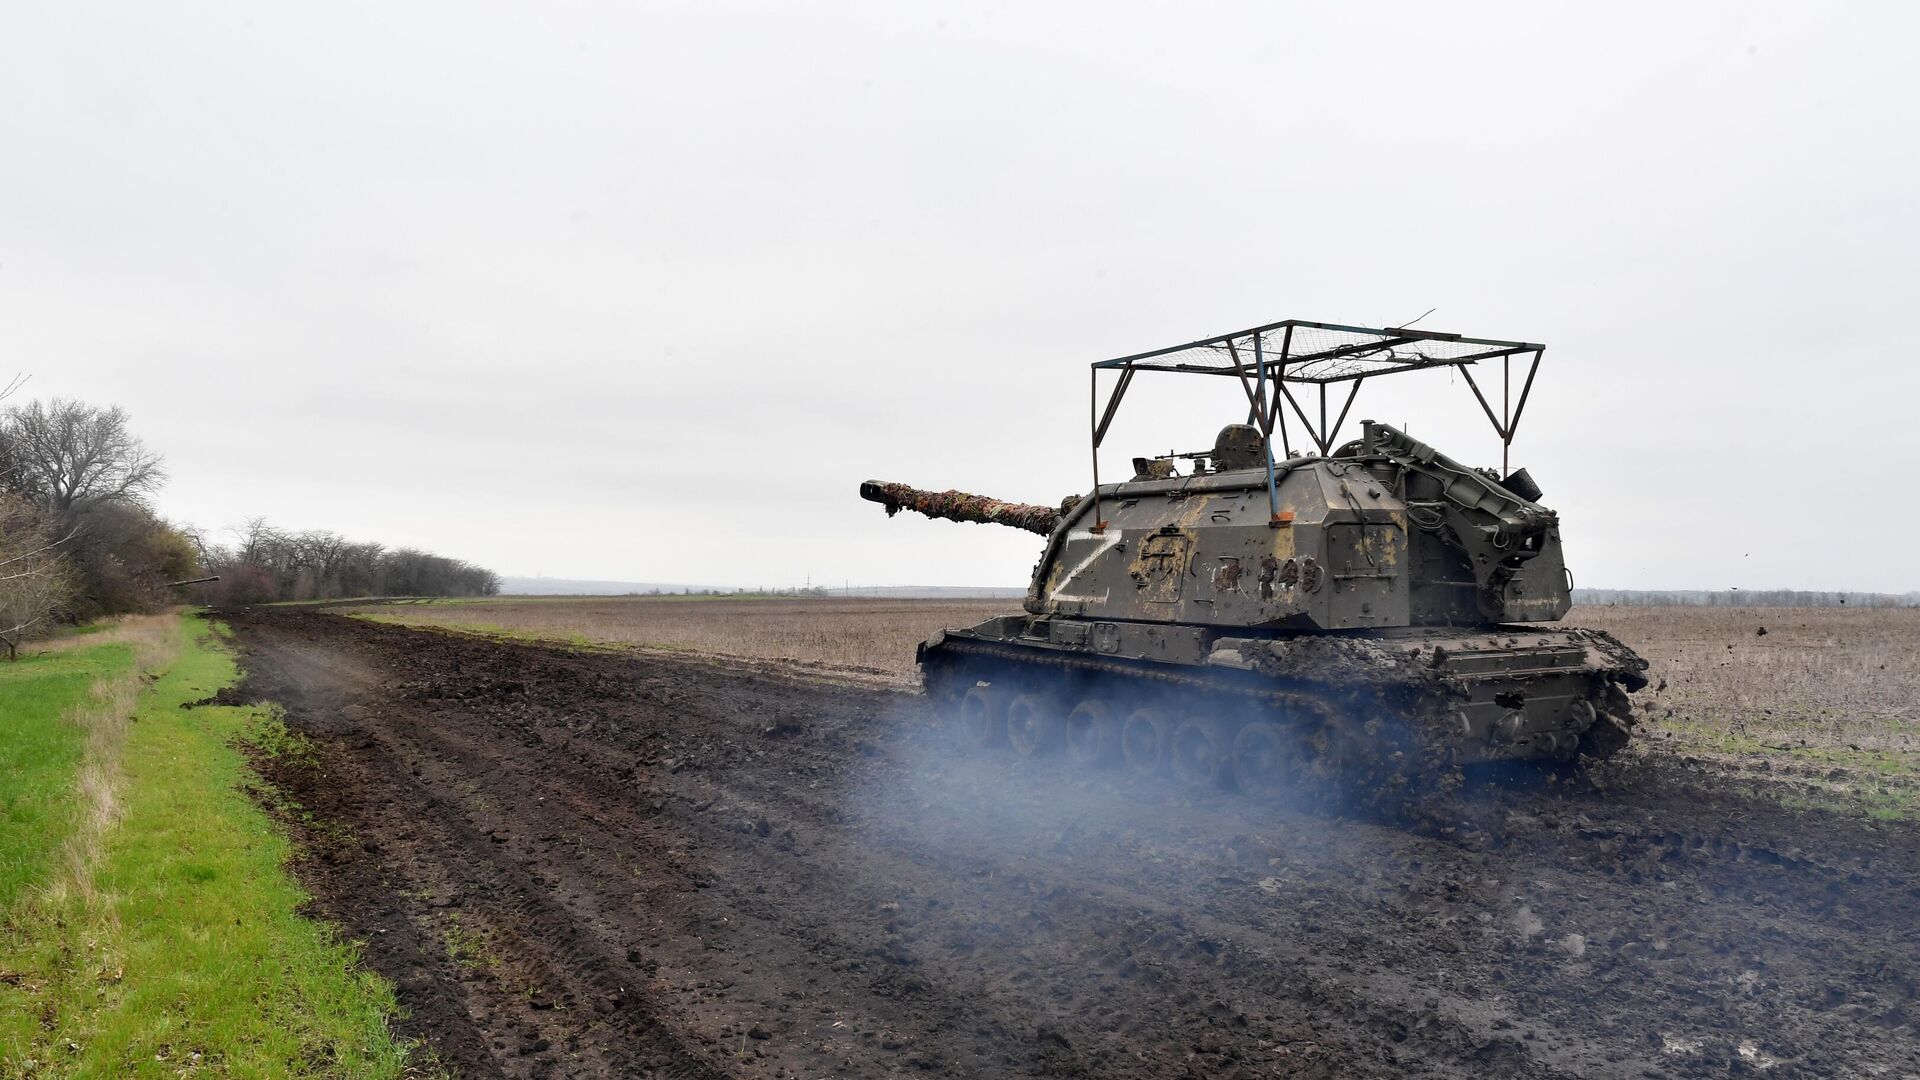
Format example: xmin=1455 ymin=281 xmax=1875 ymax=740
xmin=1255 ymin=333 xmax=1282 ymax=525
xmin=1088 ymin=367 xmax=1106 ymax=533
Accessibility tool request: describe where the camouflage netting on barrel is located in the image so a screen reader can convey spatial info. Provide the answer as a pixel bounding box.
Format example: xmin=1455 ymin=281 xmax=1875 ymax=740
xmin=859 ymin=482 xmax=1061 ymax=537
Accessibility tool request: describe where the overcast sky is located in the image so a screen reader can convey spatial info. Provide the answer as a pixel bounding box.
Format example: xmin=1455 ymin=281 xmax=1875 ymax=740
xmin=5 ymin=2 xmax=1917 ymax=591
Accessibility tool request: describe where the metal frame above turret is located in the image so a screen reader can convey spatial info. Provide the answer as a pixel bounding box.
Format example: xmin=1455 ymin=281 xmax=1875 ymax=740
xmin=1087 ymin=319 xmax=1546 ymax=532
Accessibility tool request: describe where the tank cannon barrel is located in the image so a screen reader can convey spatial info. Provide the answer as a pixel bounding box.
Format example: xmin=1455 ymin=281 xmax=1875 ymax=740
xmin=859 ymin=481 xmax=1062 ymax=537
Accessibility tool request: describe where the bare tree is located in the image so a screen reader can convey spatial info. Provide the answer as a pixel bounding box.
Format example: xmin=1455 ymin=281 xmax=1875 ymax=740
xmin=0 ymin=492 xmax=74 ymax=659
xmin=180 ymin=523 xmax=213 ymax=565
xmin=0 ymin=375 xmax=25 ymax=491
xmin=1 ymin=398 xmax=166 ymax=511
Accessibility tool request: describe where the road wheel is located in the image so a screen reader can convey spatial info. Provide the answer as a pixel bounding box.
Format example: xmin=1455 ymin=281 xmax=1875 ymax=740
xmin=957 ymin=683 xmax=1007 ymax=749
xmin=1170 ymin=717 xmax=1229 ymax=789
xmin=1295 ymin=717 xmax=1334 ymax=773
xmin=1285 ymin=711 xmax=1353 ymax=798
xmin=1005 ymin=693 xmax=1063 ymax=758
xmin=1231 ymin=721 xmax=1292 ymax=797
xmin=1120 ymin=707 xmax=1172 ymax=776
xmin=1064 ymin=698 xmax=1119 ymax=769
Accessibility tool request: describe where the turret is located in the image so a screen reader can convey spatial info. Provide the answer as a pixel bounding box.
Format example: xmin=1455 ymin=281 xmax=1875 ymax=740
xmin=860 ymin=418 xmax=1572 ymax=630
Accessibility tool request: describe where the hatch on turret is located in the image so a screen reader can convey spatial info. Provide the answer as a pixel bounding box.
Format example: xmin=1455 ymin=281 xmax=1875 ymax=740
xmin=1325 ymin=522 xmax=1408 ymax=628
xmin=1129 ymin=531 xmax=1192 ymax=603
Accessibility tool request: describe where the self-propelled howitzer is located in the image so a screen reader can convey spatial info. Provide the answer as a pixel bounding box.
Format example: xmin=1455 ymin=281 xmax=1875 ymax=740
xmin=860 ymin=320 xmax=1648 ymax=797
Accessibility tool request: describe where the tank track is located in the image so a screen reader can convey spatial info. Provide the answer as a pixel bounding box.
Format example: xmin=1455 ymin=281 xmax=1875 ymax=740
xmin=918 ymin=636 xmax=1639 ymax=809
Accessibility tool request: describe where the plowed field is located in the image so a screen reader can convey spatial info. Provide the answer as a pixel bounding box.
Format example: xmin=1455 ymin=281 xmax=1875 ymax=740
xmin=223 ymin=609 xmax=1920 ymax=1079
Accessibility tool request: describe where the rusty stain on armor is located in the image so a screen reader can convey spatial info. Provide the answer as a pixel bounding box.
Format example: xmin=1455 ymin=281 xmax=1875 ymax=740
xmin=1213 ymin=557 xmax=1243 ymax=593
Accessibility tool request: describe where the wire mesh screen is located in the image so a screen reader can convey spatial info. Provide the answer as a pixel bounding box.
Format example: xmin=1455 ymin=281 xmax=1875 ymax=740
xmin=1096 ymin=321 xmax=1536 ymax=383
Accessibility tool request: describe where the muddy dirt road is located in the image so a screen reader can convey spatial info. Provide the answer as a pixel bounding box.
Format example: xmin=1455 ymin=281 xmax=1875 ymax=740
xmin=222 ymin=610 xmax=1920 ymax=1079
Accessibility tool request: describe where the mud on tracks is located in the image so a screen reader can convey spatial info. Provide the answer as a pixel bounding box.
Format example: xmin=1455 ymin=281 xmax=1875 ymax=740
xmin=218 ymin=609 xmax=1920 ymax=1079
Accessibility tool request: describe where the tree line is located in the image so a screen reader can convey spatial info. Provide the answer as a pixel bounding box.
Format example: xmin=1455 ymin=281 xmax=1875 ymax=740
xmin=198 ymin=519 xmax=498 ymax=606
xmin=0 ymin=383 xmax=497 ymax=657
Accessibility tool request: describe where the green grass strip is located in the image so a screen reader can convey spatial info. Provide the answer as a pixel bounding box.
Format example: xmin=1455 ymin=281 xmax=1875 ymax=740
xmin=0 ymin=615 xmax=422 ymax=1078
xmin=0 ymin=640 xmax=133 ymax=911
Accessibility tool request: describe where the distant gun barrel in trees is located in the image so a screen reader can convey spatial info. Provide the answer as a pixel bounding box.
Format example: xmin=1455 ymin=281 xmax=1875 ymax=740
xmin=165 ymin=576 xmax=221 ymax=587
xmin=859 ymin=481 xmax=1065 ymax=537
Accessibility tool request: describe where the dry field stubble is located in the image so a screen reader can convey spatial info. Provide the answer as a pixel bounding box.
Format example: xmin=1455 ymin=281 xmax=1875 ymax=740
xmin=347 ymin=596 xmax=1013 ymax=680
xmin=1565 ymin=605 xmax=1920 ymax=814
xmin=352 ymin=597 xmax=1920 ymax=812
xmin=1566 ymin=606 xmax=1920 ymax=742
